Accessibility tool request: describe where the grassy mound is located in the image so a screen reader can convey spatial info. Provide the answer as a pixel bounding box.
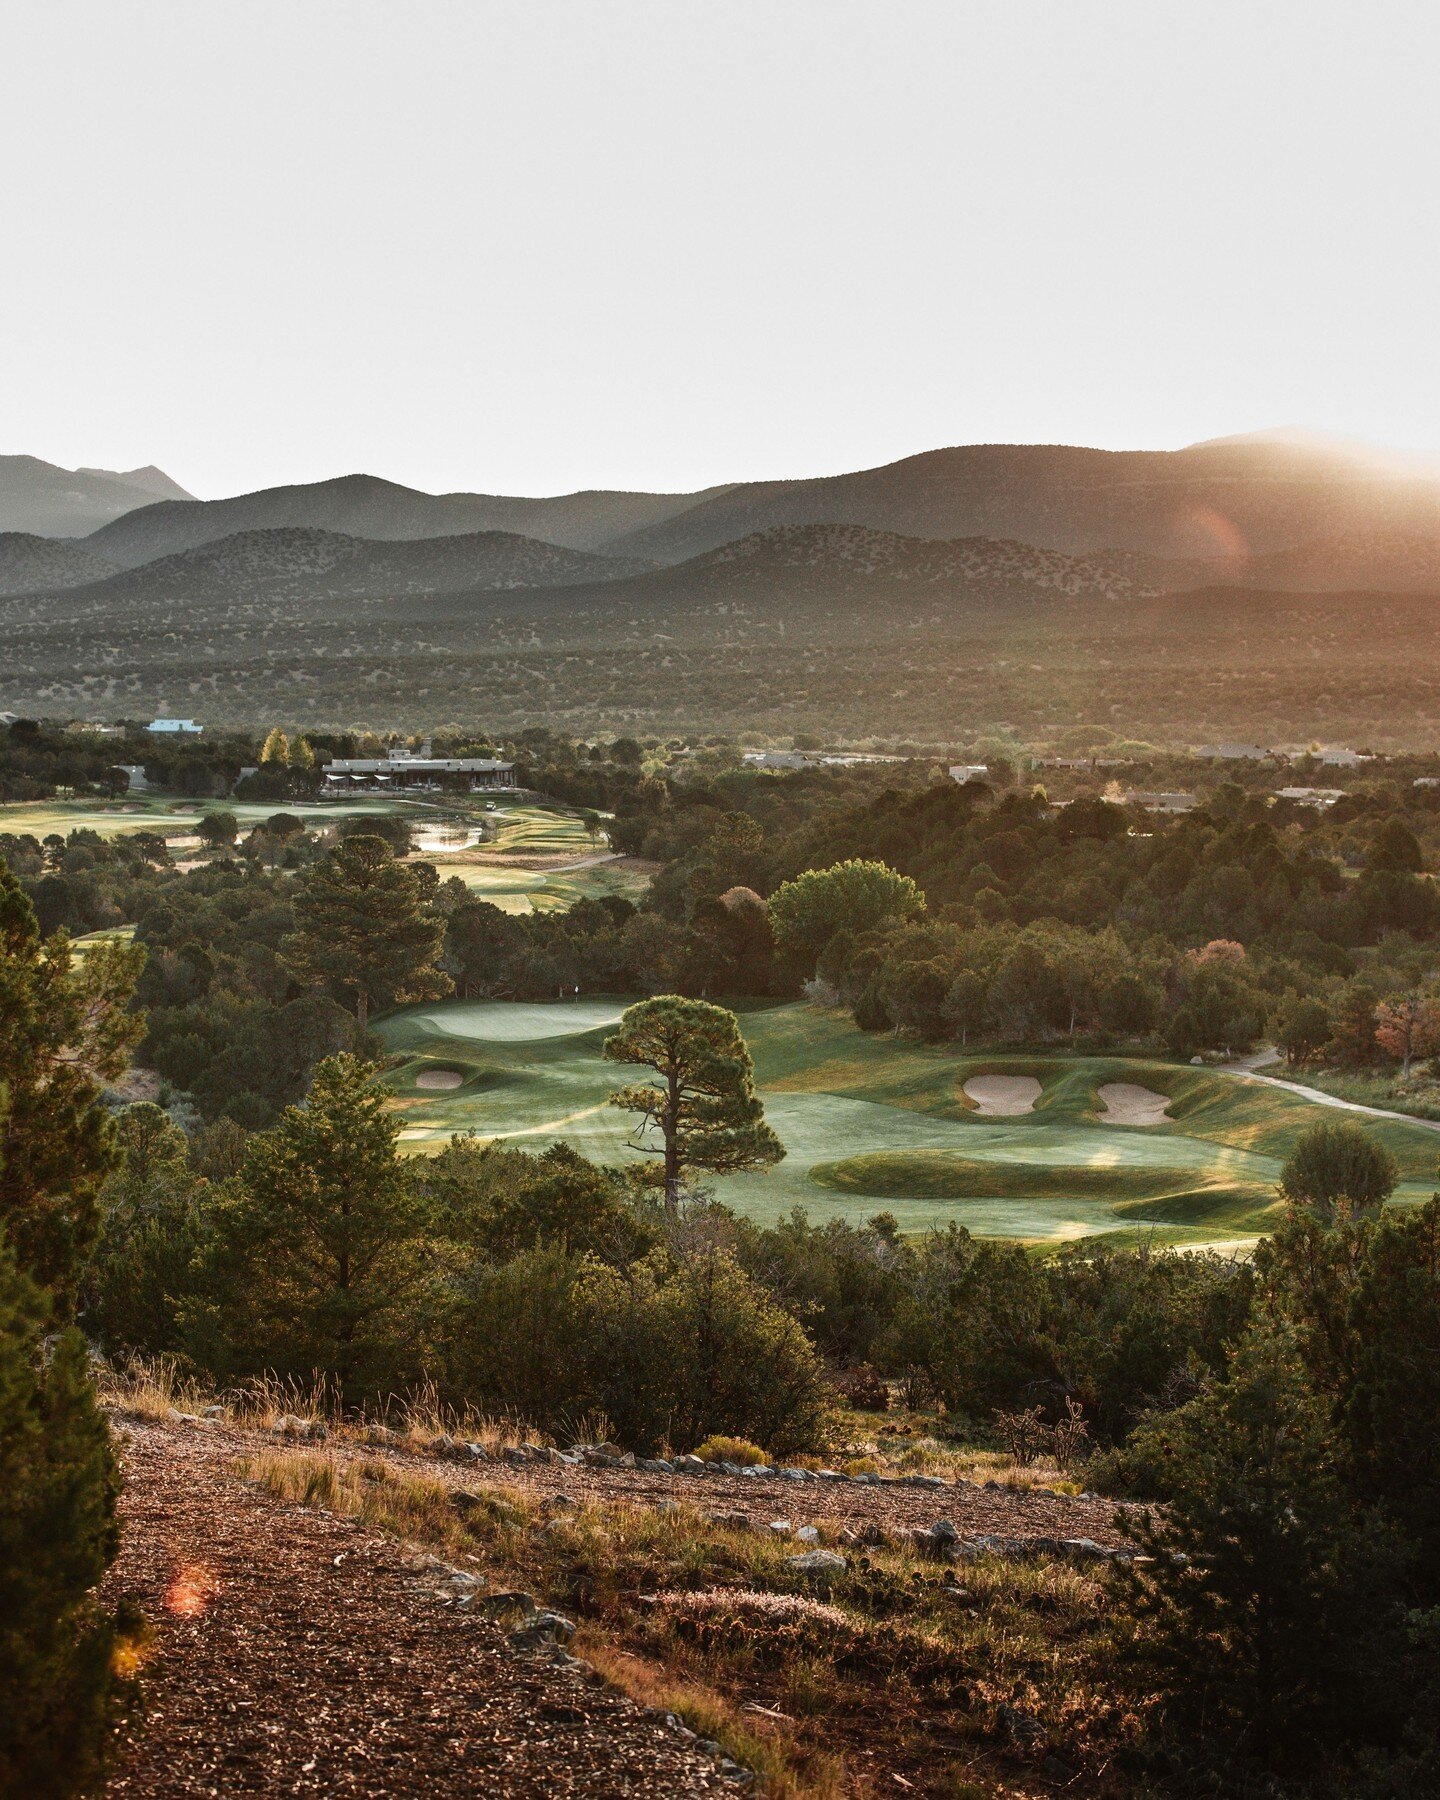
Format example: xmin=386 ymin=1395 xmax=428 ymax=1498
xmin=810 ymin=1149 xmax=1272 ymax=1210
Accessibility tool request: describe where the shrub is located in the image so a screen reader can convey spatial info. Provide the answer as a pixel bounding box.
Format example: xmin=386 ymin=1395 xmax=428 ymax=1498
xmin=692 ymin=1435 xmax=767 ymax=1466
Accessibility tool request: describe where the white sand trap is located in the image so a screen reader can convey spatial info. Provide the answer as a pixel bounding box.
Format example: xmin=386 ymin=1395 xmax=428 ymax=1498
xmin=1098 ymin=1082 xmax=1172 ymax=1126
xmin=415 ymin=1069 xmax=464 ymax=1090
xmin=963 ymin=1075 xmax=1042 ymax=1116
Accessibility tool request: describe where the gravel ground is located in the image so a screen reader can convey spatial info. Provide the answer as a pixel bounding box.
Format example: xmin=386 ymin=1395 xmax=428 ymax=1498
xmin=104 ymin=1421 xmax=736 ymax=1797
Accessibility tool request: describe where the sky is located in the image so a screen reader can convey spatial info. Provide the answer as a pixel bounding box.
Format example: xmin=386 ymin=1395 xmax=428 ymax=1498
xmin=2 ymin=2 xmax=1438 ymax=501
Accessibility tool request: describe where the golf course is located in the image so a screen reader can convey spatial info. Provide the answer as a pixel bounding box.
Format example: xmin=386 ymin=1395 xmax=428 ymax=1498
xmin=378 ymin=998 xmax=1440 ymax=1246
xmin=0 ymin=792 xmax=652 ymax=914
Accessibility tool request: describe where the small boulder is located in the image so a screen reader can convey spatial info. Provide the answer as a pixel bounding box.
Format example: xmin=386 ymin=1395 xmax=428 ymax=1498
xmin=787 ymin=1549 xmax=847 ymax=1575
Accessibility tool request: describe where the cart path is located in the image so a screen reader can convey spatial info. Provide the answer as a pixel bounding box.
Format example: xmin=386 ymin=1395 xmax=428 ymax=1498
xmin=1221 ymin=1048 xmax=1440 ymax=1135
xmin=103 ymin=1421 xmax=733 ymax=1798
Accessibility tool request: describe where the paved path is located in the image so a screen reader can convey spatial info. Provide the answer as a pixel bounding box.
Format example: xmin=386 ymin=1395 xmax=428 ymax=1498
xmin=1219 ymin=1048 xmax=1440 ymax=1136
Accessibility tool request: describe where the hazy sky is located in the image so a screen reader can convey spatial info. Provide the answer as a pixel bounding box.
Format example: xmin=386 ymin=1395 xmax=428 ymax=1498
xmin=3 ymin=2 xmax=1437 ymax=500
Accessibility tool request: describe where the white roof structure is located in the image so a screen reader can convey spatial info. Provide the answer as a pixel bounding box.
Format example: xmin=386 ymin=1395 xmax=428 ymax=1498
xmin=147 ymin=717 xmax=202 ymax=733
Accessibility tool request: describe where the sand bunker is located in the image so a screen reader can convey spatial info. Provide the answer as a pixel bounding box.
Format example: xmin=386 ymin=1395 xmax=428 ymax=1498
xmin=1097 ymin=1082 xmax=1171 ymax=1126
xmin=963 ymin=1075 xmax=1042 ymax=1116
xmin=414 ymin=1069 xmax=464 ymax=1090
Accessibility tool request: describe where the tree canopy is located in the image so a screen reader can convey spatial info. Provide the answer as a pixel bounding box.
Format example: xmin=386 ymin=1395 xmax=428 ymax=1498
xmin=285 ymin=834 xmax=450 ymax=1032
xmin=604 ymin=996 xmax=783 ymax=1214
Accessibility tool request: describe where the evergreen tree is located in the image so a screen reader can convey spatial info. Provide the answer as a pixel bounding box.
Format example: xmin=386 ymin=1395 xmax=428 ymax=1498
xmin=1279 ymin=1118 xmax=1398 ymax=1218
xmin=85 ymin=1104 xmax=211 ymax=1358
xmin=0 ymin=862 xmax=143 ymax=1301
xmin=284 ymin=835 xmax=450 ymax=1033
xmin=1121 ymin=1324 xmax=1395 ymax=1771
xmin=196 ymin=1056 xmax=427 ymax=1403
xmin=604 ymin=997 xmax=783 ymax=1215
xmin=0 ymin=1233 xmax=122 ymax=1799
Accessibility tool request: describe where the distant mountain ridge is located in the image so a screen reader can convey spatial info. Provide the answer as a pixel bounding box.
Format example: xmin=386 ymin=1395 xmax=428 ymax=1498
xmin=0 ymin=456 xmax=194 ymax=537
xmin=80 ymin=473 xmax=732 ymax=569
xmin=54 ymin=526 xmax=653 ymax=606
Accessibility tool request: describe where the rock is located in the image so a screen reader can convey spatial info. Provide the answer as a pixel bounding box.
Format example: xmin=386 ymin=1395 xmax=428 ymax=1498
xmin=930 ymin=1518 xmax=960 ymax=1544
xmin=464 ymin=1441 xmax=490 ymax=1461
xmin=201 ymin=1404 xmax=227 ymax=1421
xmin=615 ymin=1451 xmax=637 ymax=1469
xmin=479 ymin=1590 xmax=537 ymax=1618
xmin=431 ymin=1433 xmax=459 ymax=1457
xmin=638 ymin=1457 xmax=673 ymax=1473
xmin=705 ymin=1510 xmax=753 ymax=1531
xmin=787 ymin=1549 xmax=847 ymax=1575
xmin=778 ymin=1467 xmax=808 ymax=1482
xmin=850 ymin=1471 xmax=881 ymax=1485
xmin=767 ymin=1519 xmax=792 ymax=1535
xmin=509 ymin=1610 xmax=576 ymax=1650
xmin=673 ymin=1454 xmax=706 ymax=1474
xmin=795 ymin=1525 xmax=820 ymax=1543
xmin=655 ymin=1499 xmax=680 ymax=1514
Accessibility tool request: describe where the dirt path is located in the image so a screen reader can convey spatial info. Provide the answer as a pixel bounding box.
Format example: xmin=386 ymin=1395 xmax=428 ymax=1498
xmin=104 ymin=1421 xmax=734 ymax=1797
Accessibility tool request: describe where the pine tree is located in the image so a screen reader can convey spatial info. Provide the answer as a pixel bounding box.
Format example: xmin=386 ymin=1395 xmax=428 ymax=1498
xmin=1121 ymin=1324 xmax=1394 ymax=1771
xmin=0 ymin=863 xmax=143 ymax=1302
xmin=0 ymin=1233 xmax=122 ymax=1798
xmin=604 ymin=997 xmax=783 ymax=1216
xmin=198 ymin=1056 xmax=427 ymax=1403
xmin=284 ymin=835 xmax=450 ymax=1033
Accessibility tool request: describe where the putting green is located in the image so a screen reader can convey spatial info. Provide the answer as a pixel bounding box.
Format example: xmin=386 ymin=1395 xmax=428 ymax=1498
xmin=403 ymin=999 xmax=630 ymax=1043
xmin=377 ymin=1000 xmax=1440 ymax=1244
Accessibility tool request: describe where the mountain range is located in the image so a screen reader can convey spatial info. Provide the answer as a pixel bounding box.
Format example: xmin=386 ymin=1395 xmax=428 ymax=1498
xmin=0 ymin=457 xmax=193 ymax=537
xmin=7 ymin=430 xmax=1440 ymax=743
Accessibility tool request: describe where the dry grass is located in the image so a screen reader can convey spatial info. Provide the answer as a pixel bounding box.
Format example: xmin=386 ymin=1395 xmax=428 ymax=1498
xmin=240 ymin=1444 xmax=1133 ymax=1795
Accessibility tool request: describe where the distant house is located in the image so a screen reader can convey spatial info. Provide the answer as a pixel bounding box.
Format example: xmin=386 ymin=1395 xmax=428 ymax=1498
xmin=320 ymin=756 xmax=516 ymax=793
xmin=1276 ymin=786 xmax=1345 ymax=808
xmin=147 ymin=717 xmax=202 ymax=735
xmin=742 ymin=749 xmax=906 ymax=772
xmin=1121 ymin=790 xmax=1197 ymax=814
xmin=1196 ymin=742 xmax=1269 ymax=761
xmin=1316 ymin=746 xmax=1370 ymax=767
xmin=948 ymin=764 xmax=989 ymax=785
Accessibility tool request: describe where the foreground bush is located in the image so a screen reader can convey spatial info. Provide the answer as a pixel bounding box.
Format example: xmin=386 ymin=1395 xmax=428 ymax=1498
xmin=0 ymin=1236 xmax=121 ymax=1797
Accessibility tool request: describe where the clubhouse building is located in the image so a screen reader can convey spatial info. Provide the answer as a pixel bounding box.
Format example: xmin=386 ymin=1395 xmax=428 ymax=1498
xmin=320 ymin=755 xmax=517 ymax=794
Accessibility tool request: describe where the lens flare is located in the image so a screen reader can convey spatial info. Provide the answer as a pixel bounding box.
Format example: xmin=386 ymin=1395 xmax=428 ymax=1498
xmin=164 ymin=1562 xmax=219 ymax=1618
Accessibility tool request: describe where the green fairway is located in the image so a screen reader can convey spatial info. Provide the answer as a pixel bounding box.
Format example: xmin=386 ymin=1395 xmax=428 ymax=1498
xmin=377 ymin=1001 xmax=1440 ymax=1244
xmin=2 ymin=792 xmax=652 ymax=915
xmin=0 ymin=792 xmax=421 ymax=841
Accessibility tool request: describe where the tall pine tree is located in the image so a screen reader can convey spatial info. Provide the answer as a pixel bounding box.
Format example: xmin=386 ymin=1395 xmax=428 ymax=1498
xmin=284 ymin=835 xmax=450 ymax=1033
xmin=604 ymin=997 xmax=783 ymax=1216
xmin=197 ymin=1056 xmax=428 ymax=1403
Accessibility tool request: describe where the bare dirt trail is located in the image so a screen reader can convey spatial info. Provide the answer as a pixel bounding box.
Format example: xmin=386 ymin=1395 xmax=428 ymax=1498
xmin=104 ymin=1421 xmax=734 ymax=1798
xmin=1220 ymin=1048 xmax=1440 ymax=1135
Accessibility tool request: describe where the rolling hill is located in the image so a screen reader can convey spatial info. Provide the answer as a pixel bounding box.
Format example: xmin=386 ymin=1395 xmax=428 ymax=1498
xmin=52 ymin=526 xmax=654 ymax=607
xmin=0 ymin=455 xmax=193 ymax=537
xmin=602 ymin=438 xmax=1440 ymax=564
xmin=79 ymin=472 xmax=733 ymax=568
xmin=0 ymin=533 xmax=121 ymax=597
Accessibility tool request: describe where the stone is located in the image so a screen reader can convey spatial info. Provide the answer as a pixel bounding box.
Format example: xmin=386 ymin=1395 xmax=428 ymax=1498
xmin=479 ymin=1590 xmax=537 ymax=1618
xmin=509 ymin=1610 xmax=576 ymax=1650
xmin=201 ymin=1404 xmax=227 ymax=1421
xmin=787 ymin=1549 xmax=846 ymax=1575
xmin=795 ymin=1525 xmax=820 ymax=1543
xmin=929 ymin=1519 xmax=960 ymax=1543
xmin=465 ymin=1441 xmax=490 ymax=1461
xmin=673 ymin=1454 xmax=706 ymax=1474
xmin=767 ymin=1519 xmax=792 ymax=1535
